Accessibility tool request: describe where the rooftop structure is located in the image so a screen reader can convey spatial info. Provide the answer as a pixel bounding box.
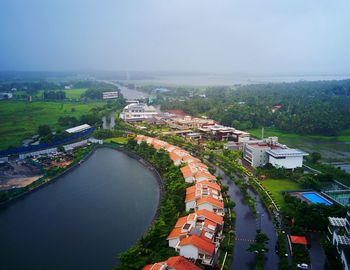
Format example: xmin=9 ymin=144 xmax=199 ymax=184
xmin=185 ymin=181 xmax=222 ymax=211
xmin=120 ymin=103 xmax=158 ymax=122
xmin=102 ymin=91 xmax=119 ymax=99
xmin=65 ymin=124 xmax=91 ymax=134
xmin=142 ymin=256 xmax=201 ymax=270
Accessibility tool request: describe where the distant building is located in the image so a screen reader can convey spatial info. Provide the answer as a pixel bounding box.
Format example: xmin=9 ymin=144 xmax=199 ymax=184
xmin=328 ymin=210 xmax=350 ymax=270
xmin=0 ymin=92 xmax=13 ymax=100
xmin=199 ymin=124 xmax=250 ymax=141
xmin=120 ymin=103 xmax=158 ymax=122
xmin=143 ymin=256 xmax=201 ymax=270
xmin=243 ymin=137 xmax=308 ymax=169
xmin=65 ymin=124 xmax=91 ymax=134
xmin=102 ymin=91 xmax=119 ymax=99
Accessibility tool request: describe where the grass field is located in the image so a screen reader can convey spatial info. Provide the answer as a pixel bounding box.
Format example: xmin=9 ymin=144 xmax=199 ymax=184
xmin=0 ymin=100 xmax=105 ymax=150
xmin=248 ymin=127 xmax=350 ymax=161
xmin=14 ymin=88 xmax=87 ymax=100
xmin=104 ymin=137 xmax=129 ymax=145
xmin=260 ymin=178 xmax=302 ymax=207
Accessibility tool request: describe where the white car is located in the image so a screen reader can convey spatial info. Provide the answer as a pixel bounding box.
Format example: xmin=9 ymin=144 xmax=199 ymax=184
xmin=297 ymin=263 xmax=308 ymax=270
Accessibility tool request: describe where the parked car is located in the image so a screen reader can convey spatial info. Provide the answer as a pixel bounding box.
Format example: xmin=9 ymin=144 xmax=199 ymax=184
xmin=297 ymin=263 xmax=309 ymax=270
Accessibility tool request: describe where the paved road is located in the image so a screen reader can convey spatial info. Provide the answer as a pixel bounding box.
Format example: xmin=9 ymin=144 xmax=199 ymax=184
xmin=214 ymin=165 xmax=279 ymax=270
xmin=307 ymin=232 xmax=326 ymax=270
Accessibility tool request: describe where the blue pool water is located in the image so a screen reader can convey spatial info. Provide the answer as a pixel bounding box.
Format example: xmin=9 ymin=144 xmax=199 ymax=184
xmin=302 ymin=192 xmax=333 ymax=205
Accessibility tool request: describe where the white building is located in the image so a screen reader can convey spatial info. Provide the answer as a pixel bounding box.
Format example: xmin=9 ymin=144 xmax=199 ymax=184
xmin=267 ymin=149 xmax=308 ymax=169
xmin=65 ymin=124 xmax=91 ymax=134
xmin=243 ymin=137 xmax=308 ymax=169
xmin=328 ymin=210 xmax=350 ymax=270
xmin=102 ymin=91 xmax=119 ymax=99
xmin=120 ymin=103 xmax=158 ymax=122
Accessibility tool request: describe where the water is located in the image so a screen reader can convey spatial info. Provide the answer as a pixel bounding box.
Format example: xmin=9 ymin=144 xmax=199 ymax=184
xmin=0 ymin=147 xmax=160 ymax=270
xmin=301 ymin=192 xmax=333 ymax=205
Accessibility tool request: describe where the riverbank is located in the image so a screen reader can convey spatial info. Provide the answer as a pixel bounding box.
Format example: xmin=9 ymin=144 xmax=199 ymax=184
xmin=0 ymin=145 xmax=97 ymax=206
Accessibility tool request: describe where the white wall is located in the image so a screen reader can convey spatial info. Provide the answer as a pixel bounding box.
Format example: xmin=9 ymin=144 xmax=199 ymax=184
xmin=168 ymin=238 xmax=179 ymax=248
xmin=185 ymin=176 xmax=194 ymax=183
xmin=197 ymin=203 xmax=214 ymax=212
xmin=269 ymin=155 xmax=303 ymax=169
xmin=179 ymin=245 xmax=199 ymax=260
xmin=186 ymin=201 xmax=196 ymax=211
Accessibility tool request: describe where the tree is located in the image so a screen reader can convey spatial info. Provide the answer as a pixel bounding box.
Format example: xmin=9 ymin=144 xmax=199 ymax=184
xmin=310 ymin=152 xmax=322 ymax=163
xmin=247 ymin=230 xmax=269 ymax=267
xmin=38 ymin=125 xmax=51 ymax=137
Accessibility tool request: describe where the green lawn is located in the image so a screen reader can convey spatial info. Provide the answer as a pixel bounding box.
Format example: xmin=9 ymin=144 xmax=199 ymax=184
xmin=260 ymin=178 xmax=302 ymax=207
xmin=14 ymin=88 xmax=87 ymax=100
xmin=104 ymin=137 xmax=129 ymax=145
xmin=0 ymin=100 xmax=105 ymax=150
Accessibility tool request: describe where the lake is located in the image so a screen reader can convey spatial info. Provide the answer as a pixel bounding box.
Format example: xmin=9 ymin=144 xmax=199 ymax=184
xmin=0 ymin=147 xmax=160 ymax=270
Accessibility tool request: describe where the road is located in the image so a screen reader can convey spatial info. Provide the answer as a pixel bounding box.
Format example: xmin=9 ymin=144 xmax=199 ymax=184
xmin=213 ymin=165 xmax=279 ymax=270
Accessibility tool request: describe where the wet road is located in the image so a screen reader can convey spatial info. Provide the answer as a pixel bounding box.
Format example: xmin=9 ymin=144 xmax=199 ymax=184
xmin=214 ymin=165 xmax=279 ymax=270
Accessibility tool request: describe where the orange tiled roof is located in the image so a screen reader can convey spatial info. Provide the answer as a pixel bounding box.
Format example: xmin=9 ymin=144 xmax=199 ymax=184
xmin=170 ymin=152 xmax=181 ymax=161
xmin=142 ymin=262 xmax=165 ymax=270
xmin=203 ymin=219 xmax=217 ymax=231
xmin=185 ymin=191 xmax=196 ymax=202
xmin=195 ymin=171 xmax=217 ymax=180
xmin=175 ymin=216 xmax=188 ymax=228
xmin=167 ymin=227 xmax=187 ymax=240
xmin=197 ymin=197 xmax=224 ymax=208
xmin=197 ymin=181 xmax=221 ymax=191
xmin=166 ymin=256 xmax=201 ymax=270
xmin=181 ymin=166 xmax=193 ymax=178
xmin=195 ymin=209 xmax=223 ymax=225
xmin=189 ymin=161 xmax=208 ymax=169
xmin=178 ymin=235 xmax=215 ymax=255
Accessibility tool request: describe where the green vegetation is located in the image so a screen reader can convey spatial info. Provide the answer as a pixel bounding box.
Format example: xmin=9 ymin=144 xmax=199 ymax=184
xmin=247 ymin=230 xmax=269 ymax=270
xmin=104 ymin=137 xmax=128 ymax=145
xmin=0 ymin=100 xmax=105 ymax=149
xmin=261 ymin=179 xmax=301 ymax=208
xmin=116 ymin=140 xmax=187 ymax=269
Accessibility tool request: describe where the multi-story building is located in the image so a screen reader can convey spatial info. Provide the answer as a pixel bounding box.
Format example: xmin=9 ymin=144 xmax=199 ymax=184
xmin=120 ymin=103 xmax=158 ymax=122
xmin=243 ymin=137 xmax=308 ymax=169
xmin=328 ymin=210 xmax=350 ymax=270
xmin=102 ymin=91 xmax=119 ymax=99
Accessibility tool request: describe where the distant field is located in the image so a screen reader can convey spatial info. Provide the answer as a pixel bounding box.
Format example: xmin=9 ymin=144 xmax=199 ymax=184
xmin=248 ymin=127 xmax=350 ymax=161
xmin=104 ymin=137 xmax=129 ymax=145
xmin=14 ymin=88 xmax=87 ymax=100
xmin=0 ymin=100 xmax=105 ymax=150
xmin=260 ymin=178 xmax=302 ymax=208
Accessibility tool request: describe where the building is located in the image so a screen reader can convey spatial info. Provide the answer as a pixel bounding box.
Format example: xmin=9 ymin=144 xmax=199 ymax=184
xmin=185 ymin=181 xmax=222 ymax=211
xmin=199 ymin=124 xmax=250 ymax=141
xmin=267 ymin=149 xmax=308 ymax=169
xmin=243 ymin=137 xmax=308 ymax=169
xmin=0 ymin=92 xmax=13 ymax=99
xmin=181 ymin=162 xmax=209 ymax=183
xmin=328 ymin=210 xmax=350 ymax=270
xmin=65 ymin=124 xmax=91 ymax=134
xmin=102 ymin=91 xmax=119 ymax=99
xmin=120 ymin=103 xmax=158 ymax=122
xmin=143 ymin=256 xmax=201 ymax=270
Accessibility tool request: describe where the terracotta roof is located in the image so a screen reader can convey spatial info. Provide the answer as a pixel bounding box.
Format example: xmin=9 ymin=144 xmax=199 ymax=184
xmin=195 ymin=171 xmax=217 ymax=180
xmin=181 ymin=166 xmax=193 ymax=178
xmin=197 ymin=180 xmax=221 ymax=191
xmin=290 ymin=235 xmax=307 ymax=245
xmin=197 ymin=197 xmax=224 ymax=208
xmin=175 ymin=216 xmax=188 ymax=228
xmin=170 ymin=152 xmax=181 ymax=161
xmin=185 ymin=192 xmax=196 ymax=202
xmin=178 ymin=235 xmax=215 ymax=255
xmin=195 ymin=209 xmax=224 ymax=225
xmin=142 ymin=262 xmax=165 ymax=270
xmin=188 ymin=161 xmax=208 ymax=169
xmin=167 ymin=227 xmax=187 ymax=240
xmin=166 ymin=256 xmax=201 ymax=270
xmin=182 ymin=155 xmax=200 ymax=162
xmin=203 ymin=219 xmax=217 ymax=231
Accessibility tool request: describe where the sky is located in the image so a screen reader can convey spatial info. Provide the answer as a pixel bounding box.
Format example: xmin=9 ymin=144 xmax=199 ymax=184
xmin=0 ymin=0 xmax=349 ymax=74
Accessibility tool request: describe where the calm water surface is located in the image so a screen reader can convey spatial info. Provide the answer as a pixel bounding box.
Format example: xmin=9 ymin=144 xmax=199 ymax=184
xmin=0 ymin=147 xmax=160 ymax=270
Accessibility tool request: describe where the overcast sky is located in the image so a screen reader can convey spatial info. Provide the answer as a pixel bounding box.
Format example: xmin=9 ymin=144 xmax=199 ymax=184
xmin=0 ymin=0 xmax=349 ymax=74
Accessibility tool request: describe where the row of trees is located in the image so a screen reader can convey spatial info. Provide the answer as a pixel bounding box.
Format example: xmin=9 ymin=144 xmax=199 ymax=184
xmin=43 ymin=90 xmax=66 ymax=100
xmin=161 ymin=79 xmax=350 ymax=135
xmin=116 ymin=140 xmax=187 ymax=269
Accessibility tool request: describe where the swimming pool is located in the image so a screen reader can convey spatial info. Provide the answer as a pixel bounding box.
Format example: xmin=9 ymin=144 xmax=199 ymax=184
xmin=301 ymin=192 xmax=333 ymax=206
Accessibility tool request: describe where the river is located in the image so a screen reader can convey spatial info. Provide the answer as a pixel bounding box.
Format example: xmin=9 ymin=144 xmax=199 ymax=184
xmin=0 ymin=147 xmax=160 ymax=270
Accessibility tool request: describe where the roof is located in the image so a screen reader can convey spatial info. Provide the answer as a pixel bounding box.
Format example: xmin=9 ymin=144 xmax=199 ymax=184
xmin=195 ymin=171 xmax=217 ymax=180
xmin=181 ymin=166 xmax=193 ymax=178
xmin=267 ymin=148 xmax=309 ymax=157
xmin=65 ymin=124 xmax=91 ymax=133
xmin=290 ymin=235 xmax=307 ymax=245
xmin=329 ymin=217 xmax=348 ymax=227
xmin=178 ymin=235 xmax=215 ymax=255
xmin=175 ymin=216 xmax=188 ymax=227
xmin=166 ymin=256 xmax=201 ymax=270
xmin=167 ymin=227 xmax=187 ymax=240
xmin=142 ymin=262 xmax=165 ymax=270
xmin=197 ymin=197 xmax=224 ymax=208
xmin=195 ymin=209 xmax=224 ymax=225
xmin=170 ymin=152 xmax=181 ymax=161
xmin=197 ymin=180 xmax=221 ymax=191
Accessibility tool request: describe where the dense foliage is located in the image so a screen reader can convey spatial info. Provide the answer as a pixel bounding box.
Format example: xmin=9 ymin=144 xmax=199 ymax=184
xmin=161 ymin=80 xmax=350 ymax=135
xmin=115 ymin=140 xmax=187 ymax=269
